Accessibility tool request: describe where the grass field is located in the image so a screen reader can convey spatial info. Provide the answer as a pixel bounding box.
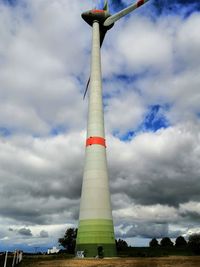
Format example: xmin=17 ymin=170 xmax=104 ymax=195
xmin=18 ymin=255 xmax=200 ymax=267
xmin=0 ymin=255 xmax=14 ymax=267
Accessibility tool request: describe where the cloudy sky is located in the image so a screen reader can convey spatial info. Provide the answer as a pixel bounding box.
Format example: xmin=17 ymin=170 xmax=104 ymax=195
xmin=0 ymin=0 xmax=200 ymax=252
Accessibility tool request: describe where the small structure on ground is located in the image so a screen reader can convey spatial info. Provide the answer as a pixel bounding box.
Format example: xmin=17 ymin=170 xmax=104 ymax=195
xmin=47 ymin=247 xmax=60 ymax=254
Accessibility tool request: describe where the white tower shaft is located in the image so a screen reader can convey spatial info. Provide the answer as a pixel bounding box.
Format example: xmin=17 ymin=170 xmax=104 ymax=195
xmin=76 ymin=21 xmax=116 ymax=257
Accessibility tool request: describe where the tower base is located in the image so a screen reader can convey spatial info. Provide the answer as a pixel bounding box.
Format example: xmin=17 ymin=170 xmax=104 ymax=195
xmin=76 ymin=243 xmax=116 ymax=258
xmin=76 ymin=219 xmax=117 ymax=257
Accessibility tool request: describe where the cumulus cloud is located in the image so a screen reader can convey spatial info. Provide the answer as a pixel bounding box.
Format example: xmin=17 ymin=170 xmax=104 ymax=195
xmin=0 ymin=133 xmax=83 ymax=224
xmin=18 ymin=228 xmax=32 ymax=236
xmin=108 ymin=121 xmax=200 ymax=205
xmin=0 ymin=0 xmax=89 ymax=135
xmin=0 ymin=0 xmax=200 ymax=250
xmin=40 ymin=230 xmax=49 ymax=238
xmin=117 ymin=223 xmax=169 ymax=239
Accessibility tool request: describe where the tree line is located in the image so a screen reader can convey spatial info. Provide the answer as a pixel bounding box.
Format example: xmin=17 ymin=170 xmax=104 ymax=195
xmin=58 ymin=228 xmax=200 ymax=255
xmin=149 ymin=235 xmax=200 ymax=254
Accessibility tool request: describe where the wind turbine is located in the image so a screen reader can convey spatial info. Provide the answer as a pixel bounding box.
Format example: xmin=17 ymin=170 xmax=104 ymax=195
xmin=76 ymin=0 xmax=150 ymax=258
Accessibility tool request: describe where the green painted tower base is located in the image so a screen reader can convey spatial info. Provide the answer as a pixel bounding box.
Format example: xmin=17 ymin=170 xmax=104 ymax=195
xmin=76 ymin=219 xmax=117 ymax=257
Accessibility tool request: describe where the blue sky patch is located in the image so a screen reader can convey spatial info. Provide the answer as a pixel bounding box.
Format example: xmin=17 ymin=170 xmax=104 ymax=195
xmin=104 ymin=0 xmax=200 ymax=16
xmin=114 ymin=73 xmax=147 ymax=84
xmin=116 ymin=104 xmax=170 ymax=141
xmin=143 ymin=104 xmax=169 ymax=131
xmin=117 ymin=130 xmax=136 ymax=141
xmin=50 ymin=125 xmax=67 ymax=136
xmin=1 ymin=0 xmax=17 ymax=6
xmin=0 ymin=127 xmax=11 ymax=137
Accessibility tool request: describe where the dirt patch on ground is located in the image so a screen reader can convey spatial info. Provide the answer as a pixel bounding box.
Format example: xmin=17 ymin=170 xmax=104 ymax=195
xmin=30 ymin=256 xmax=200 ymax=267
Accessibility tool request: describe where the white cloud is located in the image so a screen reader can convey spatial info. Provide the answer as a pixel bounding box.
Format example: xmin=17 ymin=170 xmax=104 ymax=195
xmin=0 ymin=0 xmax=200 ymax=250
xmin=0 ymin=0 xmax=89 ymax=135
xmin=105 ymin=90 xmax=145 ymax=135
xmin=180 ymin=202 xmax=200 ymax=215
xmin=113 ymin=204 xmax=179 ymax=223
xmin=176 ymin=13 xmax=200 ymax=68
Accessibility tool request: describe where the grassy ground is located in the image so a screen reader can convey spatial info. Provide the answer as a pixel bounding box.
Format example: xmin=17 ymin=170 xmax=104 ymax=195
xmin=0 ymin=255 xmax=14 ymax=266
xmin=18 ymin=255 xmax=200 ymax=267
xmin=118 ymin=247 xmax=194 ymax=257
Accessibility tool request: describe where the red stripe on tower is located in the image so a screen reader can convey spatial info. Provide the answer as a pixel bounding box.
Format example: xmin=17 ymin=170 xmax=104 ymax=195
xmin=86 ymin=136 xmax=106 ymax=147
xmin=137 ymin=0 xmax=145 ymax=7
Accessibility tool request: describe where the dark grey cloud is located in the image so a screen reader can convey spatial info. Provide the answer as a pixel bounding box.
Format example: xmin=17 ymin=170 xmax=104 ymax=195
xmin=0 ymin=193 xmax=79 ymax=225
xmin=181 ymin=212 xmax=200 ymax=222
xmin=123 ymin=176 xmax=200 ymax=206
xmin=0 ymin=0 xmax=200 ymax=251
xmin=109 ymin=123 xmax=200 ymax=207
xmin=18 ymin=228 xmax=32 ymax=236
xmin=40 ymin=230 xmax=49 ymax=238
xmin=118 ymin=223 xmax=168 ymax=239
xmin=115 ymin=222 xmax=183 ymax=239
xmin=0 ymin=133 xmax=83 ymax=225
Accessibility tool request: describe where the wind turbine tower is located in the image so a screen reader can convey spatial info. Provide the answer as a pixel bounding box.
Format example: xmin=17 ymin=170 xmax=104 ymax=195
xmin=76 ymin=0 xmax=150 ymax=257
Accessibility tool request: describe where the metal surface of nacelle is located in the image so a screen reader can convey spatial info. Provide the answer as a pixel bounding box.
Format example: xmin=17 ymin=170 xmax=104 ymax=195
xmin=82 ymin=9 xmax=114 ymax=29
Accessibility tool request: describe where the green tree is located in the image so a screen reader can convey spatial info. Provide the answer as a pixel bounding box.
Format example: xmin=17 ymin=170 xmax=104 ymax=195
xmin=116 ymin=239 xmax=128 ymax=251
xmin=188 ymin=234 xmax=200 ymax=255
xmin=58 ymin=228 xmax=77 ymax=254
xmin=160 ymin=237 xmax=174 ymax=247
xmin=175 ymin=236 xmax=187 ymax=247
xmin=149 ymin=238 xmax=159 ymax=248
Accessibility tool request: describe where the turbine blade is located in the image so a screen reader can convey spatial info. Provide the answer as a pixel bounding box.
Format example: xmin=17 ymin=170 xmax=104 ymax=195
xmin=83 ymin=77 xmax=90 ymax=99
xmin=104 ymin=0 xmax=150 ymax=26
xmin=103 ymin=0 xmax=109 ymax=12
xmin=83 ymin=30 xmax=107 ymax=99
xmin=100 ymin=29 xmax=107 ymax=47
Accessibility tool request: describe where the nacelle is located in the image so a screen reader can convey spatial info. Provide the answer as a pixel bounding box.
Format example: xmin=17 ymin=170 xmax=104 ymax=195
xmin=81 ymin=9 xmax=113 ymax=29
